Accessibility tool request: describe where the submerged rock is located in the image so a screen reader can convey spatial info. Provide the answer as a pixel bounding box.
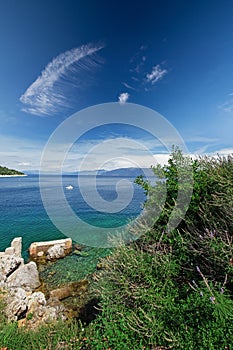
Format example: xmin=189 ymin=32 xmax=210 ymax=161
xmin=49 ymin=280 xmax=89 ymax=301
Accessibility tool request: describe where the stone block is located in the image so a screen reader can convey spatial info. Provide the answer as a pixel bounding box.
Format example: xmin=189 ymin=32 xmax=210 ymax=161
xmin=29 ymin=238 xmax=72 ymax=260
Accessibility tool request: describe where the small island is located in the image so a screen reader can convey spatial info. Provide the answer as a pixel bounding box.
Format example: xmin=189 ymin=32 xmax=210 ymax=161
xmin=0 ymin=165 xmax=26 ymax=177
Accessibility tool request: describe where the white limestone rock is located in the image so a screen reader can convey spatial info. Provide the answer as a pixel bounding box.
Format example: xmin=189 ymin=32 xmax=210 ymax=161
xmin=0 ymin=271 xmax=6 ymax=288
xmin=28 ymin=291 xmax=46 ymax=310
xmin=5 ymin=247 xmax=15 ymax=255
xmin=11 ymin=237 xmax=22 ymax=257
xmin=0 ymin=254 xmax=23 ymax=277
xmin=46 ymin=244 xmax=66 ymax=260
xmin=5 ymin=287 xmax=28 ymax=321
xmin=25 ymin=293 xmax=68 ymax=328
xmin=7 ymin=261 xmax=40 ymax=291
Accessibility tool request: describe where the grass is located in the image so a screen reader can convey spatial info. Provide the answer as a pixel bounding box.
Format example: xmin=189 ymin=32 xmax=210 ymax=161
xmin=0 ymin=150 xmax=233 ymax=349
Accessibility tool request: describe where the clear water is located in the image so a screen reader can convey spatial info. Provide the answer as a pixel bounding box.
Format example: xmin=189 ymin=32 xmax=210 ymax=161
xmin=0 ymin=175 xmax=145 ymax=259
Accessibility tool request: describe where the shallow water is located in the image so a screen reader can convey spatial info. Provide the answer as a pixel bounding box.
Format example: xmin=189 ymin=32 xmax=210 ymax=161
xmin=39 ymin=246 xmax=112 ymax=289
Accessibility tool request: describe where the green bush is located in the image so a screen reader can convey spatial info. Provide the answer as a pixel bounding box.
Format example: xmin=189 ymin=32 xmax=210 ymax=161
xmin=86 ymin=150 xmax=233 ymax=349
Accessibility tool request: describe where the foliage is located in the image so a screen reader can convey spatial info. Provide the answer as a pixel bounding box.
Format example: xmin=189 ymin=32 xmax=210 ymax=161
xmin=85 ymin=150 xmax=233 ymax=349
xmin=0 ymin=165 xmax=24 ymax=175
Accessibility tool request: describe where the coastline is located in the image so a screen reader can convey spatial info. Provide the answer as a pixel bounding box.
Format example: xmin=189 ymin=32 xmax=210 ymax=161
xmin=0 ymin=174 xmax=27 ymax=177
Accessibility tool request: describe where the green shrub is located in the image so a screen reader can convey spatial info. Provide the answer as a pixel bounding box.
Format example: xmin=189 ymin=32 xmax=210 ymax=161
xmin=86 ymin=150 xmax=233 ymax=349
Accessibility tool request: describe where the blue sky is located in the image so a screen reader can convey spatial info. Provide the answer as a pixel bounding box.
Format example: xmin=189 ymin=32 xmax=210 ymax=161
xmin=0 ymin=0 xmax=233 ymax=172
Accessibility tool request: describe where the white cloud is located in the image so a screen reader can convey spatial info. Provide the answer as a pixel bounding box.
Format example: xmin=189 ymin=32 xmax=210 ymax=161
xmin=18 ymin=162 xmax=31 ymax=166
xmin=20 ymin=42 xmax=104 ymax=116
xmin=0 ymin=135 xmax=45 ymax=171
xmin=219 ymin=99 xmax=233 ymax=113
xmin=146 ymin=64 xmax=167 ymax=85
xmin=213 ymin=147 xmax=233 ymax=155
xmin=118 ymin=92 xmax=129 ymax=104
xmin=187 ymin=136 xmax=219 ymax=143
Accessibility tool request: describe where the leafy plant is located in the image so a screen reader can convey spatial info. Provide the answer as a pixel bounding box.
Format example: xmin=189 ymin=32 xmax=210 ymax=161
xmin=86 ymin=149 xmax=233 ymax=349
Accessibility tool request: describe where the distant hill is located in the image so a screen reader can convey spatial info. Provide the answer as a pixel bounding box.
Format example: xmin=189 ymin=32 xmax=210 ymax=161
xmin=0 ymin=165 xmax=25 ymax=176
xmin=29 ymin=168 xmax=152 ymax=177
xmin=98 ymin=167 xmax=152 ymax=177
xmin=63 ymin=168 xmax=152 ymax=177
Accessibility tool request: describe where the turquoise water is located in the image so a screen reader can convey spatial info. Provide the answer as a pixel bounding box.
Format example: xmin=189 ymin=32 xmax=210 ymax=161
xmin=0 ymin=175 xmax=145 ymax=258
xmin=39 ymin=246 xmax=113 ymax=288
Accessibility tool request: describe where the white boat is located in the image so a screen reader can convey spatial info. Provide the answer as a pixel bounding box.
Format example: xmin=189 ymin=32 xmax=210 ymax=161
xmin=65 ymin=185 xmax=73 ymax=190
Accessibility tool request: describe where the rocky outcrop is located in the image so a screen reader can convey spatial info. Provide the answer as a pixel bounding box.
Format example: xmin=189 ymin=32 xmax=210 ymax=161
xmin=0 ymin=238 xmax=70 ymax=328
xmin=29 ymin=238 xmax=72 ymax=262
xmin=5 ymin=287 xmax=28 ymax=321
xmin=22 ymin=291 xmax=68 ymax=329
xmin=0 ymin=237 xmax=24 ymax=291
xmin=7 ymin=261 xmax=40 ymax=290
xmin=4 ymin=288 xmax=69 ymax=327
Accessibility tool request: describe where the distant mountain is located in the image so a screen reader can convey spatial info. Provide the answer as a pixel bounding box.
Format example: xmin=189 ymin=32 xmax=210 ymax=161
xmin=77 ymin=169 xmax=106 ymax=176
xmin=24 ymin=168 xmax=152 ymax=177
xmin=98 ymin=167 xmax=152 ymax=177
xmin=64 ymin=168 xmax=151 ymax=177
xmin=0 ymin=165 xmax=25 ymax=176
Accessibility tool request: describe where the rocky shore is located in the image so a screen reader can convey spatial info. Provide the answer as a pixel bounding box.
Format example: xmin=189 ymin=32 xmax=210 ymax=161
xmin=0 ymin=237 xmax=89 ymax=329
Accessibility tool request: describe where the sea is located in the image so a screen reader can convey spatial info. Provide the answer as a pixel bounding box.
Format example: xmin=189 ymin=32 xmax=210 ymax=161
xmin=0 ymin=175 xmax=146 ymax=260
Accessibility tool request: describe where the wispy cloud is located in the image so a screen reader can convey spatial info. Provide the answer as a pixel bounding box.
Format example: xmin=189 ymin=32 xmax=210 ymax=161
xmin=118 ymin=92 xmax=129 ymax=104
xmin=218 ymin=92 xmax=233 ymax=113
xmin=122 ymin=45 xmax=168 ymax=94
xmin=146 ymin=64 xmax=167 ymax=85
xmin=121 ymin=82 xmax=136 ymax=90
xmin=187 ymin=136 xmax=219 ymax=143
xmin=219 ymin=99 xmax=233 ymax=113
xmin=20 ymin=42 xmax=104 ymax=116
xmin=0 ymin=135 xmax=45 ymax=171
xmin=129 ymin=45 xmax=147 ymax=76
